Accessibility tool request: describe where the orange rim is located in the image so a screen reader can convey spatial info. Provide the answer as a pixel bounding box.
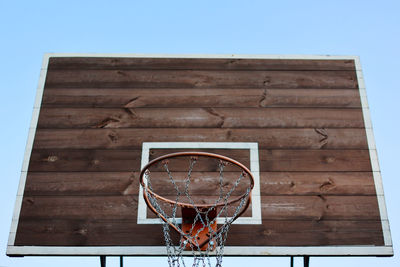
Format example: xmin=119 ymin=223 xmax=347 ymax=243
xmin=139 ymin=151 xmax=254 ymax=208
xmin=139 ymin=151 xmax=254 ymax=248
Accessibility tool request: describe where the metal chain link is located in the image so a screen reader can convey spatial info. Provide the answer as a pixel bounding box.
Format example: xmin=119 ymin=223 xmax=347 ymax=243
xmin=144 ymin=156 xmax=252 ymax=267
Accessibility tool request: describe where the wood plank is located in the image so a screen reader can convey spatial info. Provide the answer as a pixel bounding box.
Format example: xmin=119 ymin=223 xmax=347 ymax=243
xmin=37 ymin=107 xmax=365 ymax=129
xmin=141 ymin=170 xmax=377 ymax=202
xmin=257 ymin=149 xmax=372 ymax=172
xmin=18 ymin=195 xmax=380 ymax=221
xmin=23 ymin=172 xmax=375 ymax=197
xmin=41 ymin=88 xmax=362 ymax=108
xmin=44 ymin=69 xmax=358 ymax=89
xmin=15 ymin=219 xmax=165 ymax=246
xmin=260 ymin=196 xmax=380 ymax=221
xmin=28 ymin=149 xmax=142 ymax=172
xmin=145 ymin=195 xmax=381 ymax=221
xmin=149 ymin=149 xmax=372 ymax=172
xmin=24 ymin=172 xmax=138 ymax=196
xmin=19 ymin=195 xmax=139 ymax=220
xmin=260 ymin=172 xmax=376 ymax=196
xmin=24 ymin=172 xmax=251 ymax=197
xmin=28 ymin=149 xmax=372 ymax=172
xmin=48 ymin=57 xmax=356 ymax=71
xmin=32 ymin=128 xmax=368 ymax=150
xmin=19 ymin=194 xmax=248 ymax=221
xmin=228 ymin=220 xmax=384 ymax=246
xmin=15 ymin=218 xmax=382 ymax=247
xmin=144 ymin=196 xmax=252 ymax=218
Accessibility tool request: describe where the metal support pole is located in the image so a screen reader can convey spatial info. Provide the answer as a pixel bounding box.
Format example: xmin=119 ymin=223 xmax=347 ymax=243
xmin=290 ymin=256 xmax=294 ymax=267
xmin=120 ymin=256 xmax=124 ymax=267
xmin=100 ymin=256 xmax=106 ymax=267
xmin=303 ymin=256 xmax=310 ymax=267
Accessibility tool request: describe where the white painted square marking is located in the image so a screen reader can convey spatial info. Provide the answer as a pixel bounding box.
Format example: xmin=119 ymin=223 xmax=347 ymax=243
xmin=137 ymin=142 xmax=262 ymax=224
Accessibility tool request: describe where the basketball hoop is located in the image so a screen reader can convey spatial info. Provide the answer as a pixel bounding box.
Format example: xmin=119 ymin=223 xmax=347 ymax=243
xmin=139 ymin=152 xmax=254 ymax=267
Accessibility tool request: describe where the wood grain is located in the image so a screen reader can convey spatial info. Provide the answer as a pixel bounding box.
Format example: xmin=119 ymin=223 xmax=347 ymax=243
xmin=260 ymin=195 xmax=380 ymax=220
xmin=18 ymin=195 xmax=379 ymax=221
xmin=48 ymin=57 xmax=356 ymax=71
xmin=257 ymin=149 xmax=372 ymax=172
xmin=260 ymin=172 xmax=376 ymax=196
xmin=19 ymin=195 xmax=139 ymax=220
xmin=28 ymin=149 xmax=142 ymax=172
xmin=24 ymin=172 xmax=375 ymax=197
xmin=15 ymin=219 xmax=165 ymax=246
xmin=15 ymin=56 xmax=386 ymax=251
xmin=15 ymin=219 xmax=383 ymax=246
xmin=149 ymin=149 xmax=372 ymax=172
xmin=41 ymin=88 xmax=362 ymax=108
xmin=32 ymin=128 xmax=368 ymax=150
xmin=45 ymin=69 xmax=358 ymax=89
xmin=37 ymin=107 xmax=365 ymax=129
xmin=228 ymin=220 xmax=384 ymax=246
xmin=24 ymin=172 xmax=138 ymax=196
xmin=28 ymin=149 xmax=371 ymax=172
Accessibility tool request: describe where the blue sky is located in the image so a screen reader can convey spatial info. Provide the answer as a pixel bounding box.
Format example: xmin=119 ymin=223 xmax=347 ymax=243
xmin=0 ymin=1 xmax=399 ymax=266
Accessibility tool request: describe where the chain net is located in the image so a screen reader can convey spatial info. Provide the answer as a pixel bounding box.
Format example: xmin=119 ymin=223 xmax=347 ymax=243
xmin=142 ymin=154 xmax=253 ymax=267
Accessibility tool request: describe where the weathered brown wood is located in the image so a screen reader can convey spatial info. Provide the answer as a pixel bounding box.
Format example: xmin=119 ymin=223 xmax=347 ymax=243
xmin=28 ymin=149 xmax=372 ymax=172
xmin=19 ymin=195 xmax=139 ymax=220
xmin=15 ymin=219 xmax=165 ymax=246
xmin=260 ymin=172 xmax=376 ymax=196
xmin=18 ymin=195 xmax=379 ymax=221
xmin=24 ymin=172 xmax=138 ymax=196
xmin=15 ymin=56 xmax=387 ymax=252
xmin=144 ymin=196 xmax=252 ymax=218
xmin=257 ymin=149 xmax=372 ymax=172
xmin=45 ymin=69 xmax=358 ymax=89
xmin=15 ymin=219 xmax=383 ymax=246
xmin=32 ymin=128 xmax=368 ymax=150
xmin=149 ymin=149 xmax=372 ymax=172
xmin=228 ymin=220 xmax=384 ymax=246
xmin=260 ymin=195 xmax=380 ymax=221
xmin=41 ymin=88 xmax=362 ymax=108
xmin=145 ymin=194 xmax=380 ymax=220
xmin=24 ymin=172 xmax=376 ymax=197
xmin=48 ymin=57 xmax=356 ymax=71
xmin=37 ymin=107 xmax=365 ymax=129
xmin=28 ymin=149 xmax=142 ymax=172
xmin=20 ymin=193 xmax=247 ymax=220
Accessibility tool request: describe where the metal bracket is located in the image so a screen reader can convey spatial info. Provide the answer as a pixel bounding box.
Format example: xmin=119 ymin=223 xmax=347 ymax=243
xmin=290 ymin=256 xmax=310 ymax=267
xmin=99 ymin=256 xmax=123 ymax=267
xmin=100 ymin=256 xmax=106 ymax=267
xmin=304 ymin=256 xmax=310 ymax=267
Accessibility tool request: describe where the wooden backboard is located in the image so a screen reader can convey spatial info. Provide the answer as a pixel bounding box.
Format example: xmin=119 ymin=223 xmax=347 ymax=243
xmin=7 ymin=54 xmax=393 ymax=257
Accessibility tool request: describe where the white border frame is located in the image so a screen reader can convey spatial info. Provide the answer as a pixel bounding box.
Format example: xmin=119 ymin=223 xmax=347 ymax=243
xmin=7 ymin=53 xmax=393 ymax=257
xmin=354 ymin=57 xmax=392 ymax=249
xmin=137 ymin=142 xmax=261 ymax=225
xmin=7 ymin=54 xmax=49 ymax=253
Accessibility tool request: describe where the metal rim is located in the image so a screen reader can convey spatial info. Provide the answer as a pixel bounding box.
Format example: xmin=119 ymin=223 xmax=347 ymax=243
xmin=139 ymin=151 xmax=254 ymax=248
xmin=139 ymin=151 xmax=254 ymax=209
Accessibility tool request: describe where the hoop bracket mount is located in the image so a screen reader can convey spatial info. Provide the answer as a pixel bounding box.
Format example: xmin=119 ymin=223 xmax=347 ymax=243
xmin=181 ymin=207 xmax=217 ymax=251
